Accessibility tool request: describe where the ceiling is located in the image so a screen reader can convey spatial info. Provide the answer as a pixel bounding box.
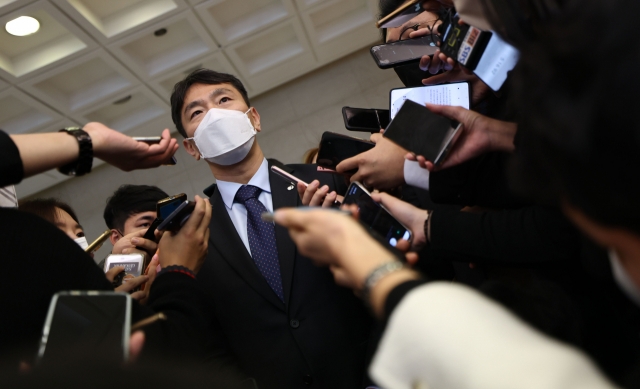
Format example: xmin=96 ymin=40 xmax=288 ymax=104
xmin=3 ymin=0 xmax=381 ymax=198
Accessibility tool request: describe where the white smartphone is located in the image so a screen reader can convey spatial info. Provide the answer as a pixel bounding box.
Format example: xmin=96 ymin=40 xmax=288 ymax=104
xmin=271 ymin=166 xmax=308 ymax=188
xmin=389 ymin=83 xmax=471 ymax=119
xmin=37 ymin=291 xmax=131 ymax=364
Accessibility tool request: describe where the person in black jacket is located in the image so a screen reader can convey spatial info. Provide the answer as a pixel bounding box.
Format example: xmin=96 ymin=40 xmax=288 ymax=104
xmin=170 ymin=69 xmax=373 ymax=389
xmin=0 ymin=125 xmax=217 ymax=370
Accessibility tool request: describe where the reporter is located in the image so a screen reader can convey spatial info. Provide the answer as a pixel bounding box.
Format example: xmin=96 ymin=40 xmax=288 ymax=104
xmin=0 ymin=125 xmax=214 ymax=366
xmin=273 ymin=208 xmax=620 ymax=389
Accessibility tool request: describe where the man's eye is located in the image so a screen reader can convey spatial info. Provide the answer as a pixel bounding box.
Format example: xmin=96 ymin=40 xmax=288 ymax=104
xmin=76 ymin=232 xmax=85 ymax=238
xmin=190 ymin=109 xmax=203 ymax=119
xmin=219 ymin=97 xmax=230 ymax=104
xmin=140 ymin=223 xmax=151 ymax=228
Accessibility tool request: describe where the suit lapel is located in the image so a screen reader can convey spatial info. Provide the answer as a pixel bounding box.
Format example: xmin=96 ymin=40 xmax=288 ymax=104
xmin=268 ymin=161 xmax=299 ymax=308
xmin=207 ymin=186 xmax=286 ymax=311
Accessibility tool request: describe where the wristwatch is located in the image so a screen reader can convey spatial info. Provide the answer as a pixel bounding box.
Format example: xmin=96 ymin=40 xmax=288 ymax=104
xmin=57 ymin=127 xmax=93 ymax=176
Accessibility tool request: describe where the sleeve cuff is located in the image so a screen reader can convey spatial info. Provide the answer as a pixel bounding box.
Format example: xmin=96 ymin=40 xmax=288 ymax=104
xmin=158 ymin=265 xmax=196 ymax=280
xmin=404 ymin=160 xmax=430 ymax=191
xmin=384 ymin=279 xmax=427 ymax=320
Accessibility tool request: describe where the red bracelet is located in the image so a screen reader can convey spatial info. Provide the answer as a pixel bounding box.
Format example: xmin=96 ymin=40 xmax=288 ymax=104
xmin=158 ymin=265 xmax=196 ymax=279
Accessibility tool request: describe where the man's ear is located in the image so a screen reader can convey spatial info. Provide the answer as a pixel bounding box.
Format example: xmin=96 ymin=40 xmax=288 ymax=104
xmin=248 ymin=107 xmax=261 ymax=133
xmin=110 ymin=229 xmax=120 ymax=245
xmin=183 ymin=138 xmax=201 ymax=161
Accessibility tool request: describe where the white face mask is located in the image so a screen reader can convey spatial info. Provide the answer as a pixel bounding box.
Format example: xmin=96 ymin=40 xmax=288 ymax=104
xmin=187 ymin=108 xmax=257 ymax=166
xmin=74 ymin=236 xmax=89 ymax=250
xmin=453 ymin=0 xmax=493 ymax=31
xmin=609 ymin=250 xmax=640 ymax=307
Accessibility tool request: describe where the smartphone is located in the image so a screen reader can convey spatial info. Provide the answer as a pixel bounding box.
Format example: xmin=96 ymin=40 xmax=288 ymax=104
xmin=390 ymin=82 xmax=470 ymax=119
xmin=370 ymin=35 xmax=439 ymax=69
xmin=37 ymin=291 xmax=131 ymax=364
xmin=157 ymin=193 xmax=187 ymax=220
xmin=342 ymin=107 xmax=390 ymax=133
xmin=132 ymin=137 xmax=178 ymax=165
xmin=439 ymin=13 xmax=491 ymax=71
xmin=316 ymin=132 xmax=375 ymax=171
xmin=343 ymin=182 xmax=412 ymax=247
xmin=271 ymin=166 xmax=308 ymax=188
xmin=85 ymin=229 xmax=111 ymax=254
xmin=104 ymin=253 xmax=145 ymax=290
xmin=384 ymin=99 xmax=462 ymax=166
xmin=376 ymin=0 xmax=422 ymax=28
xmin=157 ymin=200 xmax=195 ymax=232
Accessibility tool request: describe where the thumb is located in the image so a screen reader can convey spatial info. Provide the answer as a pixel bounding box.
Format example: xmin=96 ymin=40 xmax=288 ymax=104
xmin=425 ymin=104 xmax=469 ymax=123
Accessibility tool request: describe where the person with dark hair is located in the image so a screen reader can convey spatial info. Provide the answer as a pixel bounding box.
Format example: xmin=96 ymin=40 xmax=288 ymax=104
xmin=1 ymin=122 xmax=218 ymax=370
xmin=170 ymin=68 xmax=372 ymax=389
xmin=20 ymin=197 xmax=152 ymax=300
xmin=20 ymin=198 xmax=86 ymax=245
xmin=103 ymin=184 xmax=168 ymax=262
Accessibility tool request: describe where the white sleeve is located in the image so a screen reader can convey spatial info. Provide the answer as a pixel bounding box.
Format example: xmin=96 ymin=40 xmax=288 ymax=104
xmin=370 ymin=283 xmax=618 ymax=389
xmin=403 ymin=160 xmax=430 ymax=191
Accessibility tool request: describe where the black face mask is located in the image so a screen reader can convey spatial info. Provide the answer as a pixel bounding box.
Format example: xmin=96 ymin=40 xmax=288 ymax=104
xmin=393 ymin=62 xmax=431 ymax=87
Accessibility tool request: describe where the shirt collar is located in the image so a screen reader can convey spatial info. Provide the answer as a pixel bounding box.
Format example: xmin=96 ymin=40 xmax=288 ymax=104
xmin=216 ymin=158 xmax=271 ymax=210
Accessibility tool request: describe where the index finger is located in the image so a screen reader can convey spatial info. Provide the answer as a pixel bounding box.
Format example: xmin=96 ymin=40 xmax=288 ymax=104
xmin=336 ymin=155 xmax=360 ymax=173
xmin=273 ymin=208 xmax=309 ymax=230
xmin=182 ymin=195 xmax=206 ymax=233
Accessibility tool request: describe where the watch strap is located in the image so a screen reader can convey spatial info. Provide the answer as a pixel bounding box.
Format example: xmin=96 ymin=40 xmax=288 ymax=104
xmin=58 ymin=127 xmax=93 ymax=176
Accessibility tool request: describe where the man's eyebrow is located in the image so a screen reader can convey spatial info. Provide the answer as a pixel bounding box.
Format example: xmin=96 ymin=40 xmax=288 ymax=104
xmin=136 ymin=215 xmax=156 ymax=223
xmin=182 ymin=88 xmax=234 ymax=117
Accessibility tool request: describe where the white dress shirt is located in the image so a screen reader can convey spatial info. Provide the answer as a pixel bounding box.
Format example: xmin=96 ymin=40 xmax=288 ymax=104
xmin=370 ymin=282 xmax=617 ymax=389
xmin=215 ymin=158 xmax=273 ymax=256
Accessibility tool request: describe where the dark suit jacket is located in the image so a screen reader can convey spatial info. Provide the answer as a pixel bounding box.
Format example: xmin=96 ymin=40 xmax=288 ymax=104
xmin=199 ymin=161 xmax=372 ymax=389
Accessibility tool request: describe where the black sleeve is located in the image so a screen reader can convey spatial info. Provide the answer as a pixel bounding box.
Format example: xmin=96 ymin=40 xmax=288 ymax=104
xmin=383 ymin=280 xmax=427 ymax=320
xmin=429 ymin=205 xmax=582 ymax=265
xmin=0 ymin=130 xmax=24 ymax=187
xmin=429 ymin=152 xmax=529 ymax=209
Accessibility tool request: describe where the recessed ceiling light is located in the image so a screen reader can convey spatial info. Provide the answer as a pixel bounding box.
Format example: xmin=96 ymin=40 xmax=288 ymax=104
xmin=5 ymin=16 xmax=40 ymax=37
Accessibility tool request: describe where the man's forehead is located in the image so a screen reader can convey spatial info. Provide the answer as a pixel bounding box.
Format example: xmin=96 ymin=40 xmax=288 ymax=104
xmin=127 ymin=211 xmax=157 ymax=223
xmin=185 ymin=83 xmax=238 ymax=100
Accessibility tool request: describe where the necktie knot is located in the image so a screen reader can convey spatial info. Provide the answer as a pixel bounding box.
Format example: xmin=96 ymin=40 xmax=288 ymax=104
xmin=235 ymin=185 xmax=262 ymax=204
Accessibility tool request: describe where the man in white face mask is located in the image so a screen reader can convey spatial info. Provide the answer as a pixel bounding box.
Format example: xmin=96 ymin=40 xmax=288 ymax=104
xmin=170 ymin=69 xmax=372 ymax=389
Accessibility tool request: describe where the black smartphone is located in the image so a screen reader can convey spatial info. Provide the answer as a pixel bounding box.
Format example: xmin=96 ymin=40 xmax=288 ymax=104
xmin=132 ymin=137 xmax=177 ymax=165
xmin=376 ymin=0 xmax=422 ymax=28
xmin=316 ymin=132 xmax=375 ymax=171
xmin=439 ymin=13 xmax=491 ymax=71
xmin=343 ymin=182 xmax=412 ymax=247
xmin=139 ymin=194 xmax=187 ymax=242
xmin=384 ymin=99 xmax=462 ymax=166
xmin=38 ymin=291 xmax=131 ymax=364
xmin=370 ymin=35 xmax=439 ymax=69
xmin=342 ymin=107 xmax=390 ymax=133
xmin=157 ymin=201 xmax=195 ymax=232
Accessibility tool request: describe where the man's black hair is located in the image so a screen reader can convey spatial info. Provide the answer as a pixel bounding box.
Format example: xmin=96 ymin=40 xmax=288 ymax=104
xmin=103 ymin=185 xmax=169 ymax=232
xmin=170 ymin=69 xmax=251 ymax=138
xmin=20 ymin=198 xmax=81 ymax=226
xmin=510 ymin=0 xmax=640 ymax=233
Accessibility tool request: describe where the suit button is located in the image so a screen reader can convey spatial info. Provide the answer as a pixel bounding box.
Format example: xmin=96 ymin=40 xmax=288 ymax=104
xmin=303 ymin=375 xmax=313 ymax=385
xmin=290 ymin=319 xmax=300 ymax=328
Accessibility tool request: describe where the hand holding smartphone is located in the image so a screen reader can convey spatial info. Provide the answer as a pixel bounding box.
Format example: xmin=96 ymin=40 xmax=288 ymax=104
xmin=316 ymin=132 xmax=375 ymax=172
xmin=132 ymin=136 xmax=177 ymax=165
xmin=38 ymin=291 xmax=131 ymax=364
xmin=157 ymin=200 xmax=196 ymax=232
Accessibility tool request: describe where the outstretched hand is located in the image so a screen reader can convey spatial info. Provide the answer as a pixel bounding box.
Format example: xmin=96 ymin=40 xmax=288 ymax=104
xmin=84 ymin=123 xmax=179 ymax=171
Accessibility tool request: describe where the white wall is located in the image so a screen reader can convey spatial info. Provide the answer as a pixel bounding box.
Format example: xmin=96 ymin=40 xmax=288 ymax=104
xmin=18 ymin=47 xmax=403 ymax=262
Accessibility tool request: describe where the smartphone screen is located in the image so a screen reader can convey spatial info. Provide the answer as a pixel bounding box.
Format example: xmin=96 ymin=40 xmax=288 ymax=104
xmin=390 ymin=83 xmax=470 ymax=119
xmin=371 ymin=36 xmax=439 ymax=69
xmin=316 ymin=132 xmax=375 ymax=170
xmin=343 ymin=108 xmax=391 ymax=132
xmin=158 ymin=199 xmax=183 ymax=220
xmin=38 ymin=293 xmax=130 ymax=363
xmin=343 ymin=183 xmax=411 ymax=247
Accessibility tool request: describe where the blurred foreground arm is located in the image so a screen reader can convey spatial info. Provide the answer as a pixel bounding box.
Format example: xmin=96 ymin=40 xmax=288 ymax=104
xmin=370 ymin=282 xmax=617 ymax=389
